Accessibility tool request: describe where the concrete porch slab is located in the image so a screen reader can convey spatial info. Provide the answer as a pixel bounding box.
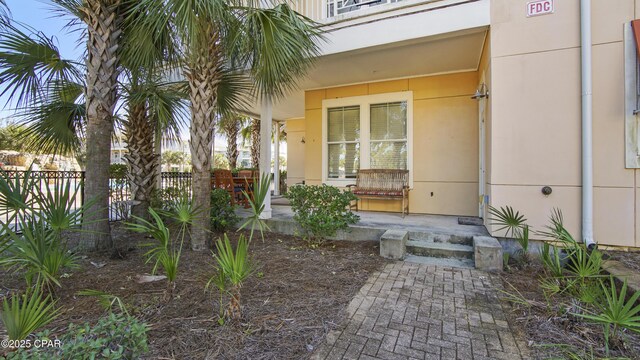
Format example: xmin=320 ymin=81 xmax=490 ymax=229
xmin=237 ymin=206 xmax=489 ymax=241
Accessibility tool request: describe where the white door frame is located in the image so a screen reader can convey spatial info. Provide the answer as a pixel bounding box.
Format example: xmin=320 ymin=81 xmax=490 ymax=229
xmin=478 ymin=73 xmax=487 ymax=218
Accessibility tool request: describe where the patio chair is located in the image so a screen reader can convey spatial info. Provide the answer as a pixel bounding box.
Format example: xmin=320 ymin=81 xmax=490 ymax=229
xmin=237 ymin=169 xmax=253 ymax=178
xmin=235 ymin=170 xmax=255 ymax=203
xmin=213 ymin=169 xmax=246 ymax=206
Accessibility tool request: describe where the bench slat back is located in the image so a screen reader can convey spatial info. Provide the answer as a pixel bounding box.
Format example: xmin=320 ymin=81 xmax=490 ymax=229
xmin=355 ymin=169 xmax=409 ymax=191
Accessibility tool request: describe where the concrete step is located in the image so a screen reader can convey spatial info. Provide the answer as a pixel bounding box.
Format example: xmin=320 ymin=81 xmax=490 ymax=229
xmin=404 ymin=254 xmax=475 ymax=269
xmin=406 ymin=239 xmax=474 ymax=260
xmin=407 ymin=231 xmax=473 ymax=246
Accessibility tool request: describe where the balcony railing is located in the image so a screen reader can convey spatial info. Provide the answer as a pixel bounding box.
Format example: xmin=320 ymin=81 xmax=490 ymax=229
xmin=326 ymin=0 xmax=405 ymax=17
xmin=292 ymin=0 xmax=407 ymax=22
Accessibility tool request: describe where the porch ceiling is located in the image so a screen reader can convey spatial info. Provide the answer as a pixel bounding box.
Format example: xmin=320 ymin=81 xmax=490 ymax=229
xmin=268 ymin=27 xmax=487 ymax=120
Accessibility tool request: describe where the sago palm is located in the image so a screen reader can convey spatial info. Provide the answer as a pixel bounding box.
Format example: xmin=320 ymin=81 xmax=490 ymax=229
xmin=133 ymin=0 xmax=322 ymax=250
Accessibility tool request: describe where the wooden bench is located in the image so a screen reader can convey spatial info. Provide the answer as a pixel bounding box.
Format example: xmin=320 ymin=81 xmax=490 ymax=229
xmin=347 ymin=169 xmax=410 ymax=217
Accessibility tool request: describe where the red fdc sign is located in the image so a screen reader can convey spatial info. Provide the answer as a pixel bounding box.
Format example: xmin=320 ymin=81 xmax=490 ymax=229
xmin=527 ymin=0 xmax=554 ymax=17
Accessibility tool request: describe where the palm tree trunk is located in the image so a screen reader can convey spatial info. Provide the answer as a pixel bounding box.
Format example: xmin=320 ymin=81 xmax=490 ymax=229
xmin=124 ymin=103 xmax=158 ymax=220
xmin=228 ymin=289 xmax=241 ymax=320
xmin=186 ymin=27 xmax=222 ymax=251
xmin=250 ymin=118 xmax=260 ymax=170
xmin=80 ymin=0 xmax=121 ymax=251
xmin=224 ymin=118 xmax=239 ymax=170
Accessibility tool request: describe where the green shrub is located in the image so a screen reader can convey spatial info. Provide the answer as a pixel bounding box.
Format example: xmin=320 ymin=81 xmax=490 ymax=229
xmin=210 ymin=188 xmax=238 ymax=232
xmin=150 ymin=187 xmax=186 ymax=210
xmin=108 ymin=164 xmax=128 ymax=179
xmin=286 ymin=184 xmax=359 ymax=244
xmin=6 ymin=313 xmax=149 ymax=360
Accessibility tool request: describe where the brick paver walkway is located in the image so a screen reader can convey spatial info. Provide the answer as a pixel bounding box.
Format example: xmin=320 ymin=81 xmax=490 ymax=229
xmin=312 ymin=262 xmax=530 ymax=360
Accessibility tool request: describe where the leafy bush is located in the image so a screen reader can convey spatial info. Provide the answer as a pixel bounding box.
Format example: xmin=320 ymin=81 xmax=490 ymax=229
xmin=150 ymin=186 xmax=186 ymax=210
xmin=6 ymin=313 xmax=149 ymax=360
xmin=286 ymin=184 xmax=359 ymax=244
xmin=210 ymin=188 xmax=238 ymax=232
xmin=108 ymin=164 xmax=128 ymax=179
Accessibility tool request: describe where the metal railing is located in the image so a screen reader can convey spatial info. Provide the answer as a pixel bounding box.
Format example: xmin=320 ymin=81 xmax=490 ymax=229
xmin=292 ymin=0 xmax=408 ymax=21
xmin=0 ymin=171 xmax=194 ymax=233
xmin=0 ymin=170 xmax=284 ymax=233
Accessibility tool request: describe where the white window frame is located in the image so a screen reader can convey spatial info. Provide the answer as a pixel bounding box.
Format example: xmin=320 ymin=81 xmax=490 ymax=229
xmin=321 ymin=91 xmax=413 ymax=187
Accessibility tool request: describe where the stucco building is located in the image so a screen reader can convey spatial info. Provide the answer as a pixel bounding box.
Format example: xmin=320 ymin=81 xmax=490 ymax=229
xmin=268 ymin=0 xmax=639 ymax=248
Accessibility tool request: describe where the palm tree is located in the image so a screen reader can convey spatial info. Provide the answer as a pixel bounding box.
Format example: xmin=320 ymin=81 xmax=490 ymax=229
xmin=74 ymin=0 xmax=122 ymax=250
xmin=219 ymin=114 xmax=247 ymax=170
xmin=0 ymin=3 xmax=186 ymax=241
xmin=118 ymin=7 xmax=187 ymax=219
xmin=135 ymin=0 xmax=322 ymax=250
xmin=241 ymin=118 xmax=287 ymax=170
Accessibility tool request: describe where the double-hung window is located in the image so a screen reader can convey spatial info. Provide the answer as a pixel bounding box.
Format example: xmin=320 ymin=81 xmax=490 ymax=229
xmin=322 ymin=91 xmax=413 ymax=186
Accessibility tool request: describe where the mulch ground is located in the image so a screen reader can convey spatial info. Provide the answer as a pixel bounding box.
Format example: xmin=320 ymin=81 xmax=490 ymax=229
xmin=605 ymin=249 xmax=640 ymax=272
xmin=0 ymin=223 xmax=387 ymax=359
xmin=499 ymin=261 xmax=640 ymax=360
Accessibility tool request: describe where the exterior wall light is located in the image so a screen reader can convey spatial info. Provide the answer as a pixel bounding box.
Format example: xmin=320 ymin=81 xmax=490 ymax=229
xmin=471 ymin=83 xmax=489 ymax=100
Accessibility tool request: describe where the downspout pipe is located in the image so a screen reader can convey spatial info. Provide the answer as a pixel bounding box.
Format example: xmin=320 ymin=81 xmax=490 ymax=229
xmin=581 ymin=0 xmax=596 ymax=250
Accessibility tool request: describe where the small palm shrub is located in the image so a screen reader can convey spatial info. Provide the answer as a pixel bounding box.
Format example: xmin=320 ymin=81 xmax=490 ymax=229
xmin=126 ymin=198 xmax=196 ymax=295
xmin=1 ymin=283 xmax=59 ymax=341
xmin=208 ymin=234 xmax=254 ymax=321
xmin=286 ymin=184 xmax=359 ymax=245
xmin=210 ymin=188 xmax=238 ymax=232
xmin=575 ymin=277 xmax=640 ymax=355
xmin=238 ymin=173 xmax=271 ymax=241
xmin=540 ymin=210 xmax=603 ymax=291
xmin=489 ymin=205 xmax=530 ymax=263
xmin=0 ymin=169 xmax=84 ymax=290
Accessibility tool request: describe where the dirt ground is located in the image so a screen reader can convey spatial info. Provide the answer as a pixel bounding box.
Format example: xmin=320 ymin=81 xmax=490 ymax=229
xmin=500 ymin=261 xmax=640 ymax=360
xmin=0 ymin=223 xmax=386 ymax=359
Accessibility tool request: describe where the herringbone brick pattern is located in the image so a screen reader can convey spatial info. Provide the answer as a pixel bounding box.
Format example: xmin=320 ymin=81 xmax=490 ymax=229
xmin=312 ymin=262 xmax=530 ymax=360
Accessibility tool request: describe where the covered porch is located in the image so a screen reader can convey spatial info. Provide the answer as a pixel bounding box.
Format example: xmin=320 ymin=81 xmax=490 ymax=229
xmin=239 ymin=199 xmax=489 ymax=242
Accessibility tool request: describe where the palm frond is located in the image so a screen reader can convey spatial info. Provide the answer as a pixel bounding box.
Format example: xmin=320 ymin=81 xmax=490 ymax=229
xmin=0 ymin=21 xmax=82 ymax=107
xmin=233 ymin=3 xmax=323 ymax=100
xmin=14 ymin=80 xmax=85 ymax=156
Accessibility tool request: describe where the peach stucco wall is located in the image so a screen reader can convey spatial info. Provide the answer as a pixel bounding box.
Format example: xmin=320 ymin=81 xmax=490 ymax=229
xmin=294 ymin=72 xmax=480 ymax=216
xmin=488 ymin=0 xmax=640 ymax=247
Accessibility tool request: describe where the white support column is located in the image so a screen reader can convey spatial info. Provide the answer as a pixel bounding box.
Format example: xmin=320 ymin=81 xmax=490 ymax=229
xmin=273 ymin=121 xmax=280 ymax=196
xmin=259 ymin=96 xmax=273 ymax=219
